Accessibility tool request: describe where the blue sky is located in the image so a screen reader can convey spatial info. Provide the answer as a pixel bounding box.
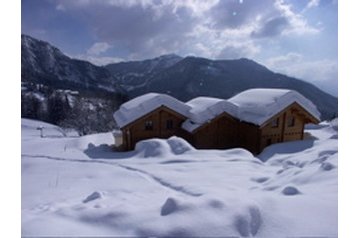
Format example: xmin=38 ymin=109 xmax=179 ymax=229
xmin=21 ymin=0 xmax=338 ymax=96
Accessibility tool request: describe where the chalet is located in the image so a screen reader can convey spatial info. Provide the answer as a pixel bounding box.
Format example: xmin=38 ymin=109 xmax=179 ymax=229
xmin=113 ymin=88 xmax=320 ymax=154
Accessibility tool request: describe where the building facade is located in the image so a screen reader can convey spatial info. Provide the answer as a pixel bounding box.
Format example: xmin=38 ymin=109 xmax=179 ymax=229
xmin=113 ymin=89 xmax=320 ymax=154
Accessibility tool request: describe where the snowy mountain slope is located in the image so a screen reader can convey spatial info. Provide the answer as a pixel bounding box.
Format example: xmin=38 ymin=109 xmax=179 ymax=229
xmin=106 ymin=54 xmax=183 ymax=91
xmin=21 ymin=35 xmax=127 ymax=134
xmin=21 ymin=34 xmax=125 ymax=95
xmin=22 ymin=118 xmax=337 ymax=237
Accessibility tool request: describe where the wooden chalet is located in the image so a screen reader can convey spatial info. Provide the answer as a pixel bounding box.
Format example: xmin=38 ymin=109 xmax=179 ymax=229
xmin=113 ymin=89 xmax=320 ymax=154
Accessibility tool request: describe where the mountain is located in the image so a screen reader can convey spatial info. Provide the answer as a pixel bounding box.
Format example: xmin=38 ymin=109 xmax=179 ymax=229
xmin=106 ymin=54 xmax=183 ymax=91
xmin=21 ymin=34 xmax=127 ymax=134
xmin=21 ymin=34 xmax=125 ymax=97
xmin=106 ymin=56 xmax=338 ymax=120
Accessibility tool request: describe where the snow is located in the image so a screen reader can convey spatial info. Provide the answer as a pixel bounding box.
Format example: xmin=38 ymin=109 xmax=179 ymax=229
xmin=183 ymin=97 xmax=239 ymax=132
xmin=98 ymin=84 xmax=116 ymax=92
xmin=83 ymin=191 xmax=103 ymax=203
xmin=21 ymin=118 xmax=66 ymax=138
xmin=22 ymin=118 xmax=337 ymax=237
xmin=228 ymin=88 xmax=321 ymax=125
xmin=134 ymin=136 xmax=194 ymax=158
xmin=32 ymin=92 xmax=46 ymax=101
xmin=57 ymin=89 xmax=79 ymax=95
xmin=113 ymin=93 xmax=191 ymax=128
xmin=66 ymin=94 xmax=76 ymax=108
xmin=186 ymin=97 xmax=223 ymax=115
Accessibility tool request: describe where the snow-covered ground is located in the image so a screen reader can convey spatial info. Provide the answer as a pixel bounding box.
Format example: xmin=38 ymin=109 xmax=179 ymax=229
xmin=21 ymin=118 xmax=337 ymax=237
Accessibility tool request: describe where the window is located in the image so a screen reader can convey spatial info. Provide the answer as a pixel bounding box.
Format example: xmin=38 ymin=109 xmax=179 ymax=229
xmin=144 ymin=120 xmax=153 ymax=130
xmin=271 ymin=118 xmax=279 ymax=128
xmin=287 ymin=116 xmax=295 ymax=127
xmin=166 ymin=120 xmax=174 ymax=130
xmin=266 ymin=138 xmax=272 ymax=146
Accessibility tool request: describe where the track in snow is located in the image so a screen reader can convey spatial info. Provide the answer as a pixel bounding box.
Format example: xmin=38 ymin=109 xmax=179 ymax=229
xmin=22 ymin=154 xmax=203 ymax=197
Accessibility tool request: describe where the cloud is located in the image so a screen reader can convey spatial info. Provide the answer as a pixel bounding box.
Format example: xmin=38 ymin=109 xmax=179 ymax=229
xmin=75 ymin=55 xmax=124 ymax=66
xmin=301 ymin=0 xmax=320 ymax=14
xmin=208 ymin=0 xmax=319 ymax=39
xmin=265 ymin=52 xmax=337 ymax=95
xmin=70 ymin=41 xmax=122 ymax=66
xmin=208 ymin=0 xmax=270 ymax=30
xmin=306 ymin=0 xmax=320 ymax=9
xmin=216 ymin=44 xmax=260 ymax=59
xmin=279 ymin=0 xmax=320 ymax=35
xmin=55 ymin=4 xmax=66 ymax=11
xmin=266 ymin=52 xmax=303 ymax=65
xmin=251 ymin=16 xmax=289 ymax=38
xmin=266 ymin=52 xmax=337 ymax=83
xmin=86 ymin=42 xmax=112 ymax=56
xmin=56 ymin=0 xmax=199 ymax=59
xmin=53 ymin=0 xmax=321 ymax=60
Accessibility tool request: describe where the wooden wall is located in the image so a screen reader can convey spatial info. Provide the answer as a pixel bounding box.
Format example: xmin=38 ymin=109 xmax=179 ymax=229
xmin=121 ymin=106 xmax=186 ymax=150
xmin=191 ymin=103 xmax=309 ymax=154
xmin=192 ymin=113 xmax=239 ymax=149
xmin=237 ymin=121 xmax=261 ymax=154
xmin=119 ymin=102 xmax=317 ymax=154
xmin=258 ymin=104 xmax=307 ymax=152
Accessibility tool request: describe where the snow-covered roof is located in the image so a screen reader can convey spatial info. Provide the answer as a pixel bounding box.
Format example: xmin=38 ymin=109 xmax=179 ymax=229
xmin=113 ymin=93 xmax=191 ymax=128
xmin=186 ymin=97 xmax=233 ymax=123
xmin=182 ymin=97 xmax=239 ymax=132
xmin=114 ymin=89 xmax=321 ymax=131
xmin=228 ymin=88 xmax=321 ymax=126
xmin=186 ymin=97 xmax=223 ymax=115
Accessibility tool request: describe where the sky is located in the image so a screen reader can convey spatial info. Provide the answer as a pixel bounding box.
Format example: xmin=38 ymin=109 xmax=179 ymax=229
xmin=21 ymin=0 xmax=338 ymax=96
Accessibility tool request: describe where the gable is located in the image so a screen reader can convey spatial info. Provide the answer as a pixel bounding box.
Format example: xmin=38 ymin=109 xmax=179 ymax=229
xmin=113 ymin=93 xmax=191 ymax=128
xmin=259 ymin=102 xmax=320 ymax=129
xmin=189 ymin=112 xmax=239 ymax=134
xmin=229 ymin=89 xmax=321 ymax=126
xmin=122 ymin=105 xmax=188 ymax=130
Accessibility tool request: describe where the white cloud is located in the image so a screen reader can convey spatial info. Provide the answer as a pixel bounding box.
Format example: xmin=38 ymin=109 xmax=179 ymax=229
xmin=69 ymin=42 xmax=122 ymax=66
xmin=216 ymin=44 xmax=261 ymax=59
xmin=171 ymin=0 xmax=219 ymax=16
xmin=306 ymin=0 xmax=320 ymax=9
xmin=182 ymin=23 xmax=261 ymax=59
xmin=55 ymin=4 xmax=66 ymax=11
xmin=266 ymin=52 xmax=303 ymax=65
xmin=74 ymin=54 xmax=124 ymax=66
xmin=265 ymin=52 xmax=337 ymax=95
xmin=266 ymin=52 xmax=337 ymax=82
xmin=86 ymin=42 xmax=112 ymax=56
xmin=274 ymin=0 xmax=320 ymax=35
xmin=55 ymin=0 xmax=323 ymax=62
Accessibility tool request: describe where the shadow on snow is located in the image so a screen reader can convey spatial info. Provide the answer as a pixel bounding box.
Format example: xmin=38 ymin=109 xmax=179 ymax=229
xmin=83 ymin=143 xmax=136 ymax=160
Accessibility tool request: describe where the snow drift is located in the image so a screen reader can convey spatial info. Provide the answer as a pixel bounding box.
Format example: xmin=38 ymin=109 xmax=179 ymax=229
xmin=22 ymin=118 xmax=337 ymax=237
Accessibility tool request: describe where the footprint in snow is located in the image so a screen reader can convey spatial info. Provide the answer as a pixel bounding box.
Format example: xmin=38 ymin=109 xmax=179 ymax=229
xmin=207 ymin=199 xmax=225 ymax=209
xmin=83 ymin=191 xmax=103 ymax=203
xmin=233 ymin=206 xmax=262 ymax=237
xmin=251 ymin=177 xmax=270 ymax=183
xmin=161 ymin=197 xmax=179 ymax=216
xmin=281 ymin=186 xmax=301 ymax=196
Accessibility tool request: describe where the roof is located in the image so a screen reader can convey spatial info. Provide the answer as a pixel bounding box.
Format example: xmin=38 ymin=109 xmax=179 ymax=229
xmin=228 ymin=88 xmax=321 ymax=125
xmin=113 ymin=93 xmax=191 ymax=128
xmin=183 ymin=97 xmax=239 ymax=132
xmin=114 ymin=89 xmax=321 ymax=131
xmin=186 ymin=97 xmax=233 ymax=123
